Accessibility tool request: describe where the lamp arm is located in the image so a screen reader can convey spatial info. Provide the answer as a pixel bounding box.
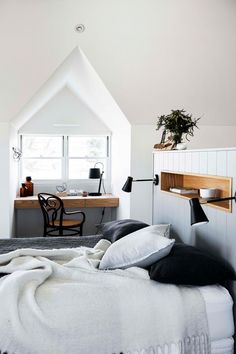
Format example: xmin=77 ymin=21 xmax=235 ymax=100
xmin=134 ymin=179 xmax=153 ymax=182
xmin=134 ymin=174 xmax=159 ymax=185
xmin=206 ymin=196 xmax=236 ymax=203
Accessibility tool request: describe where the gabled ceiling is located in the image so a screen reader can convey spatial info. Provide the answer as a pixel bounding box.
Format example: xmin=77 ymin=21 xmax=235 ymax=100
xmin=1 ymin=0 xmax=236 ymax=125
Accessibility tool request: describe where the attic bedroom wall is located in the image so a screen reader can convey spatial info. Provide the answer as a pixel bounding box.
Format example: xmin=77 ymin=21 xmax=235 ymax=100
xmin=130 ymin=124 xmax=236 ymax=224
xmin=19 ymin=86 xmax=112 ymax=195
xmin=1 ymin=0 xmax=236 ymax=234
xmin=19 ymin=87 xmax=110 ymax=135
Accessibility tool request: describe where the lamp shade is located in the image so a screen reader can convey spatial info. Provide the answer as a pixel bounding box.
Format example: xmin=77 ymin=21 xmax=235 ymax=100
xmin=122 ymin=176 xmax=133 ymax=193
xmin=189 ymin=198 xmax=209 ymax=226
xmin=89 ymin=168 xmax=101 ymax=179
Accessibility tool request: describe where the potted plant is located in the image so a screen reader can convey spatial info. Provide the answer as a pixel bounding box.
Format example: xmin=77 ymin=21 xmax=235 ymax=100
xmin=156 ymin=109 xmax=200 ymax=149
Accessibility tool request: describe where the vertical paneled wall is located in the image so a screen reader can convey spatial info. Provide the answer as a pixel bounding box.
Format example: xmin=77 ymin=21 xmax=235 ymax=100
xmin=153 ymin=148 xmax=236 ymax=308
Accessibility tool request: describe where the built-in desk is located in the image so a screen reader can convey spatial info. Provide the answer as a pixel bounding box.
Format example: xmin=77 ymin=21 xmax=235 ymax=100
xmin=14 ymin=194 xmax=119 ymax=209
xmin=14 ymin=194 xmax=119 ymax=237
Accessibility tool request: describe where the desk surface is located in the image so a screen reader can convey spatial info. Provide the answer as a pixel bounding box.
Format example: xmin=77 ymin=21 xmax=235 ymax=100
xmin=15 ymin=194 xmax=119 ymax=209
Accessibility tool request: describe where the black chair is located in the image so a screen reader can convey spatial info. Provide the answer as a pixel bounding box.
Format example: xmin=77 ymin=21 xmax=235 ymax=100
xmin=38 ymin=193 xmax=86 ymax=237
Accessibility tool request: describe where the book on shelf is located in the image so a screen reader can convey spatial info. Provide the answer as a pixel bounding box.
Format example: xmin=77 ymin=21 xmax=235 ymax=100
xmin=169 ymin=187 xmax=199 ymax=195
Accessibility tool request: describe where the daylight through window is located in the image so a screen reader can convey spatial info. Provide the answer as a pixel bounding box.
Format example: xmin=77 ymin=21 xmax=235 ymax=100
xmin=20 ymin=135 xmax=109 ymax=181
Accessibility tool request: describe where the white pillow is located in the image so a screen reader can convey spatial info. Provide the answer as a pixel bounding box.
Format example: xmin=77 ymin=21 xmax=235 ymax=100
xmin=99 ymin=224 xmax=174 ymax=270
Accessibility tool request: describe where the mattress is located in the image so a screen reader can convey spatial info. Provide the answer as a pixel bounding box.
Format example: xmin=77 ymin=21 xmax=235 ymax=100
xmin=199 ymin=285 xmax=234 ymax=341
xmin=199 ymin=285 xmax=234 ymax=354
xmin=211 ymin=338 xmax=234 ymax=354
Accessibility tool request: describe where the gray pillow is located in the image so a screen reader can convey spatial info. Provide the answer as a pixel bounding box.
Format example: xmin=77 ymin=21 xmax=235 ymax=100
xmin=99 ymin=224 xmax=173 ymax=270
xmin=96 ymin=219 xmax=149 ymax=243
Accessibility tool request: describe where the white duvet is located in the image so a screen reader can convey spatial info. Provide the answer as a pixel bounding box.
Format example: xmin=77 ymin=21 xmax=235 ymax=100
xmin=0 ymin=240 xmax=210 ymax=354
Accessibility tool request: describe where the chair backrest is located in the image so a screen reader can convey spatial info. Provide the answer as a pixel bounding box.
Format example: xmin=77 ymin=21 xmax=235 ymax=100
xmin=38 ymin=193 xmax=64 ymax=227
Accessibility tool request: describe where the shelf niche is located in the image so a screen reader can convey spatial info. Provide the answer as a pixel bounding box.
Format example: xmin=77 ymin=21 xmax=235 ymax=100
xmin=160 ymin=171 xmax=232 ymax=212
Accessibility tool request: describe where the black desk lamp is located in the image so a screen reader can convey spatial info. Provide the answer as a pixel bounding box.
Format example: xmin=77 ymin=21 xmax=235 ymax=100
xmin=88 ymin=162 xmax=104 ymax=196
xmin=122 ymin=175 xmax=159 ymax=192
xmin=190 ymin=192 xmax=236 ymax=226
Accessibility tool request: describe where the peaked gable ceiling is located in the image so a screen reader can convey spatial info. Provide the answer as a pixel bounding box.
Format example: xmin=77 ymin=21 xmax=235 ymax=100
xmin=1 ymin=0 xmax=236 ymax=126
xmin=11 ymin=47 xmax=130 ymax=133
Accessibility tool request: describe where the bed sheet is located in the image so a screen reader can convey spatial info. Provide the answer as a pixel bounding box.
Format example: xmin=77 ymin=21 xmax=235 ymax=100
xmin=199 ymin=285 xmax=234 ymax=341
xmin=211 ymin=337 xmax=234 ymax=354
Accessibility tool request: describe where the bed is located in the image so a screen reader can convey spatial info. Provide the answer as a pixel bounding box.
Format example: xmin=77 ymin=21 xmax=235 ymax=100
xmin=0 ymin=229 xmax=234 ymax=354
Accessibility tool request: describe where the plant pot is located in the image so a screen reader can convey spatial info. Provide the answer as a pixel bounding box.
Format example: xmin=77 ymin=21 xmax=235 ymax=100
xmin=175 ymin=142 xmax=187 ymax=150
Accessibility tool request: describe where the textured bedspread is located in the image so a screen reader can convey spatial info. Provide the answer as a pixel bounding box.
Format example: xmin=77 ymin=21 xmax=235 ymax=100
xmin=0 ymin=241 xmax=210 ymax=354
xmin=0 ymin=235 xmax=103 ymax=254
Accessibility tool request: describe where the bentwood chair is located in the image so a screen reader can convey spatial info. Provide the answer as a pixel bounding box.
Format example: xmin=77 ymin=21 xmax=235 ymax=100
xmin=38 ymin=193 xmax=86 ymax=237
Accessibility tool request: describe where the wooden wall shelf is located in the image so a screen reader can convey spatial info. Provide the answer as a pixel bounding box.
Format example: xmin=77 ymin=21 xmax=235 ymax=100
xmin=161 ymin=171 xmax=232 ymax=212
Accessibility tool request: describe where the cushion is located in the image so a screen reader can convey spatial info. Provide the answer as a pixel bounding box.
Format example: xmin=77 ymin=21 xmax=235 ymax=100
xmin=99 ymin=224 xmax=174 ymax=270
xmin=149 ymin=243 xmax=235 ymax=286
xmin=96 ymin=219 xmax=149 ymax=243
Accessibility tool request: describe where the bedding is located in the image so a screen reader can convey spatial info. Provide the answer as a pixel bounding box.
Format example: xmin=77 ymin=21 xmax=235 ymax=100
xmin=149 ymin=243 xmax=235 ymax=285
xmin=99 ymin=224 xmax=174 ymax=270
xmin=96 ymin=218 xmax=150 ymax=242
xmin=0 ymin=235 xmax=103 ymax=254
xmin=211 ymin=338 xmax=234 ymax=354
xmin=0 ymin=240 xmax=210 ymax=354
xmin=198 ymin=285 xmax=234 ymax=341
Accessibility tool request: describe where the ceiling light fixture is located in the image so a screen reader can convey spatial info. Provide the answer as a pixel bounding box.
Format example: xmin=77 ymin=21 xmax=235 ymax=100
xmin=75 ymin=24 xmax=85 ymax=33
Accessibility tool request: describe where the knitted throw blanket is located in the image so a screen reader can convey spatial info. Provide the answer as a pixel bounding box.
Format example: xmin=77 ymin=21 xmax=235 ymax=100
xmin=0 ymin=240 xmax=210 ymax=354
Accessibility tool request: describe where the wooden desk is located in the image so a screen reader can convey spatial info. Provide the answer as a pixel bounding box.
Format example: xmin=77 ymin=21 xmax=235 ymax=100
xmin=14 ymin=194 xmax=119 ymax=209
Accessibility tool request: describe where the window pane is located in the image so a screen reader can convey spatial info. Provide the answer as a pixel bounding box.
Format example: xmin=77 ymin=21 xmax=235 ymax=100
xmin=69 ymin=159 xmax=107 ymax=179
xmin=68 ymin=137 xmax=107 ymax=158
xmin=21 ymin=159 xmax=62 ymax=180
xmin=22 ymin=136 xmax=62 ymax=157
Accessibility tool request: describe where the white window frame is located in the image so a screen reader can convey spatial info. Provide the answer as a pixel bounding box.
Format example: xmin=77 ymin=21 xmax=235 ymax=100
xmin=19 ymin=134 xmax=111 ymax=186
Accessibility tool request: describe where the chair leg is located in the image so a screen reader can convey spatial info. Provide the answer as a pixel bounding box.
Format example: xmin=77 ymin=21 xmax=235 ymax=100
xmin=80 ymin=224 xmax=83 ymax=236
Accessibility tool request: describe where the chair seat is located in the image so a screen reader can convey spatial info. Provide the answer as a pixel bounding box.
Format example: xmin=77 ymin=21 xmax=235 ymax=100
xmin=50 ymin=219 xmax=82 ymax=228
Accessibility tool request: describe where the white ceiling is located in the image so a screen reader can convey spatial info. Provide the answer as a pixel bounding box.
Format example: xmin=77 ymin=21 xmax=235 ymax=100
xmin=1 ymin=0 xmax=236 ymax=125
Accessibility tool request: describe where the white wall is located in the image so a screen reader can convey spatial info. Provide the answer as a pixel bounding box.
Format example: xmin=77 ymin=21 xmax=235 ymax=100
xmin=9 ymin=124 xmax=19 ymax=237
xmin=18 ymin=86 xmax=112 ymax=196
xmin=20 ymin=87 xmax=110 ymax=135
xmin=0 ymin=123 xmax=16 ymax=238
xmin=153 ymin=148 xmax=236 ymax=322
xmin=130 ymin=124 xmax=236 ymax=223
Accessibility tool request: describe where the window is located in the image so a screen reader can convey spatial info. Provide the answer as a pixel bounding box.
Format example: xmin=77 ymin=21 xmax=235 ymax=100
xmin=21 ymin=136 xmax=63 ymax=180
xmin=20 ymin=135 xmax=109 ymax=181
xmin=68 ymin=136 xmax=108 ymax=179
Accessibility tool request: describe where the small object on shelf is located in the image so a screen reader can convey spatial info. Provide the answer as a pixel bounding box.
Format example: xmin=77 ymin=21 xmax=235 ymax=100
xmin=82 ymin=191 xmax=88 ymax=197
xmin=56 ymin=183 xmax=67 ymax=193
xmin=20 ymin=183 xmax=28 ymax=197
xmin=25 ymin=176 xmax=34 ymax=196
xmin=56 ymin=191 xmax=67 ymax=197
xmin=169 ymin=187 xmax=199 ymax=195
xmin=199 ymin=188 xmax=219 ymax=199
xmin=175 ymin=142 xmax=187 ymax=150
xmin=153 ymin=141 xmax=174 ymax=151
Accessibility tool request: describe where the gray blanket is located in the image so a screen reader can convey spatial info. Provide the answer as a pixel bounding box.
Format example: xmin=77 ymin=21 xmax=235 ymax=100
xmin=0 ymin=236 xmax=104 ymax=254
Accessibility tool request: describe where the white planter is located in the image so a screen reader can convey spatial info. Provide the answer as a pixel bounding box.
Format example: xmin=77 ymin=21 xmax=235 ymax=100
xmin=175 ymin=143 xmax=187 ymax=150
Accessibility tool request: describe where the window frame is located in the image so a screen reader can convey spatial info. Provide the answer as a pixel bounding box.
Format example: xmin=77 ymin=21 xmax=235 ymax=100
xmin=19 ymin=134 xmax=111 ymax=185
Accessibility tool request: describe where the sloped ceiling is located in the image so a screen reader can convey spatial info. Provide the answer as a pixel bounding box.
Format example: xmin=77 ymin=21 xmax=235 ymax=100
xmin=0 ymin=0 xmax=236 ymax=125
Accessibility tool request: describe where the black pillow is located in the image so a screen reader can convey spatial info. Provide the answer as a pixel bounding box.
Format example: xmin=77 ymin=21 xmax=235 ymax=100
xmin=149 ymin=243 xmax=235 ymax=286
xmin=97 ymin=219 xmax=149 ymax=243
